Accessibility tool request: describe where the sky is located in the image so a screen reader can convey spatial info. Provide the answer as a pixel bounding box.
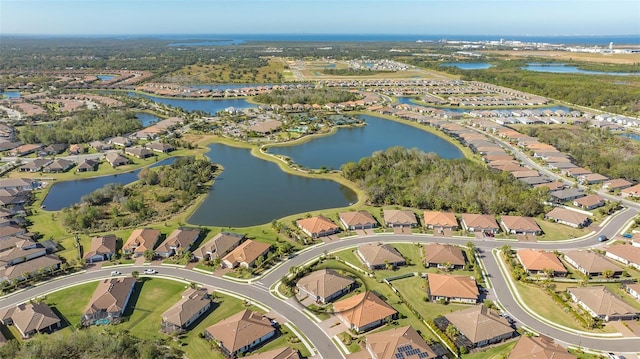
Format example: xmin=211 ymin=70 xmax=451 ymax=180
xmin=1 ymin=0 xmax=639 ymax=36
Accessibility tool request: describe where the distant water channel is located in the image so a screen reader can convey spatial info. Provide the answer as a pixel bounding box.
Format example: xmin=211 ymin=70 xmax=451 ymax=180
xmin=621 ymin=132 xmax=640 ymax=141
xmin=188 ymin=143 xmax=357 ymax=227
xmin=129 ymin=93 xmax=256 ymax=115
xmin=440 ymin=63 xmax=493 ymax=70
xmin=523 ymin=63 xmax=640 ymax=76
xmin=42 ymin=157 xmax=178 ymax=211
xmin=268 ymin=114 xmax=463 ymax=169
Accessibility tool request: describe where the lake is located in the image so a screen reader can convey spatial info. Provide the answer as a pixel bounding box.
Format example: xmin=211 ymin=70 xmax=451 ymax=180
xmin=523 ymin=63 xmax=640 ymax=76
xmin=97 ymin=75 xmax=116 ymax=81
xmin=621 ymin=132 xmax=640 ymax=141
xmin=188 ymin=143 xmax=357 ymax=227
xmin=441 ymin=63 xmax=493 ymax=70
xmin=129 ymin=92 xmax=256 ymax=115
xmin=1 ymin=91 xmax=20 ymax=99
xmin=135 ymin=112 xmax=161 ymax=127
xmin=42 ymin=157 xmax=178 ymax=211
xmin=267 ymin=114 xmax=463 ymax=169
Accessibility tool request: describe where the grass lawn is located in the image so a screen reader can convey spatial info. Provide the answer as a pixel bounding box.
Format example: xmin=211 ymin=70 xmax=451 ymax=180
xmin=462 ymin=341 xmax=516 ymax=359
xmin=569 ymin=349 xmax=609 ymax=359
xmin=46 ymin=281 xmax=100 ymax=328
xmin=392 ymin=276 xmax=469 ymax=321
xmin=536 ymin=220 xmax=590 ymax=241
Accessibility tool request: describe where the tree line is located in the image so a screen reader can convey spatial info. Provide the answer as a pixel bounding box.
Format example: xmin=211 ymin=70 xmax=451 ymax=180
xmin=17 ymin=109 xmax=142 ymax=145
xmin=253 ymin=88 xmax=359 ymax=105
xmin=341 ymin=146 xmax=547 ymax=216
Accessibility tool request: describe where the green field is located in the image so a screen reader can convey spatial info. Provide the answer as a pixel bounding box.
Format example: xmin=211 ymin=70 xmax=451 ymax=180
xmin=462 ymin=340 xmax=516 ymax=359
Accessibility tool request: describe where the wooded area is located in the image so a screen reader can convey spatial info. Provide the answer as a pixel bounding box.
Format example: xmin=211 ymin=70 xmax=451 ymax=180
xmin=341 ymin=146 xmax=547 ymax=216
xmin=253 ymin=88 xmax=359 ymax=105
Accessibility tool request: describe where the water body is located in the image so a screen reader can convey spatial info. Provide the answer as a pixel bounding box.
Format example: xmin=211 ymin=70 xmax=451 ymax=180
xmin=268 ymin=114 xmax=463 ymax=170
xmin=396 ymin=97 xmax=574 ymax=114
xmin=168 ymin=39 xmax=245 ymax=47
xmin=188 ymin=143 xmax=357 ymax=227
xmin=1 ymin=91 xmax=20 ymax=99
xmin=128 ymin=93 xmax=256 ymax=115
xmin=621 ymin=133 xmax=640 ymax=141
xmin=191 ymin=84 xmax=274 ymax=91
xmin=135 ymin=112 xmax=161 ymax=127
xmin=97 ymin=75 xmax=116 ymax=81
xmin=42 ymin=157 xmax=177 ymax=211
xmin=523 ymin=63 xmax=640 ymax=76
xmin=440 ymin=63 xmax=493 ymax=70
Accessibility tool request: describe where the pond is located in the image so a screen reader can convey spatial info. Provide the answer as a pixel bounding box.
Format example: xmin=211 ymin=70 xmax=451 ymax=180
xmin=188 ymin=143 xmax=357 ymax=227
xmin=129 ymin=92 xmax=256 ymax=115
xmin=440 ymin=63 xmax=493 ymax=70
xmin=1 ymin=91 xmax=20 ymax=99
xmin=620 ymin=132 xmax=640 ymax=141
xmin=267 ymin=114 xmax=463 ymax=170
xmin=522 ymin=63 xmax=640 ymax=76
xmin=42 ymin=157 xmax=178 ymax=211
xmin=135 ymin=112 xmax=161 ymax=127
xmin=97 ymin=75 xmax=116 ymax=81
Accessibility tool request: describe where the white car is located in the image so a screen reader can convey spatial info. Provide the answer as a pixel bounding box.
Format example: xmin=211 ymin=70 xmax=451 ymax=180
xmin=110 ymin=270 xmax=121 ymax=276
xmin=143 ymin=269 xmax=157 ymax=274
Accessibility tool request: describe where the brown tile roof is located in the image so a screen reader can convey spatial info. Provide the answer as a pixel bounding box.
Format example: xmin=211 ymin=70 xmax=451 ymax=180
xmin=0 ymin=254 xmax=61 ymax=281
xmin=573 ymin=195 xmax=604 ymax=208
xmin=563 ymin=250 xmax=622 ymax=275
xmin=517 ymin=249 xmax=566 ymax=274
xmin=423 ymin=211 xmax=458 ymax=228
xmin=296 ymin=216 xmax=339 ymax=236
xmin=162 ymin=288 xmax=210 ymax=327
xmin=123 ymin=228 xmax=161 ymax=254
xmin=423 ymin=243 xmax=465 ymax=267
xmin=339 ymin=211 xmax=377 ymax=228
xmin=383 ymin=210 xmax=417 ymax=226
xmin=461 ymin=213 xmax=499 ymax=230
xmin=193 ymin=232 xmax=244 ymax=260
xmin=507 ymin=335 xmax=576 ymax=359
xmin=155 ymin=228 xmax=200 ymax=255
xmin=621 ymin=184 xmax=640 ymax=196
xmin=606 ymin=244 xmax=640 ymax=266
xmin=567 ymin=286 xmax=639 ymax=318
xmin=535 ymin=181 xmax=565 ymax=191
xmin=242 ymin=347 xmax=300 ymax=359
xmin=222 ymin=240 xmax=271 ymax=267
xmin=84 ymin=277 xmax=136 ymax=316
xmin=366 ymin=326 xmax=438 ymax=359
xmin=603 ymin=178 xmax=633 ymax=190
xmin=204 ymin=309 xmax=275 ymax=354
xmin=357 ymin=243 xmax=405 ymax=267
xmin=427 ymin=273 xmax=478 ymax=300
xmin=444 ymin=305 xmax=513 ymax=344
xmin=500 ymin=216 xmax=541 ymax=233
xmin=83 ymin=234 xmax=117 ymax=260
xmin=545 ymin=207 xmax=589 ymax=226
xmin=0 ymin=302 xmax=60 ymax=337
xmin=296 ymin=269 xmax=355 ymax=301
xmin=333 ymin=291 xmax=397 ymax=329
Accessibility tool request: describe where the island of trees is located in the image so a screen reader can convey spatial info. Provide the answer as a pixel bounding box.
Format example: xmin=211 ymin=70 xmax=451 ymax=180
xmin=253 ymin=88 xmax=359 ymax=105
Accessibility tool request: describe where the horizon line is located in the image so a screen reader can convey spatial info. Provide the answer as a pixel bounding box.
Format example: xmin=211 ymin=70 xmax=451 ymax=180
xmin=2 ymin=33 xmax=639 ymax=37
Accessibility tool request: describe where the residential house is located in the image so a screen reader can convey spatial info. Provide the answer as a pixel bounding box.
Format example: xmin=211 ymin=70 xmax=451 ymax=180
xmin=460 ymin=214 xmax=500 ymax=234
xmin=204 ymin=309 xmax=276 ymax=358
xmin=122 ymin=228 xmax=161 ymax=257
xmin=442 ymin=305 xmax=515 ymax=348
xmin=516 ymin=249 xmax=567 ymax=277
xmin=602 ymin=178 xmax=634 ymax=191
xmin=105 ymin=152 xmax=130 ymax=167
xmin=296 ymin=216 xmax=339 ymax=238
xmin=10 ymin=144 xmax=42 ymax=157
xmin=89 ymin=140 xmax=113 ymax=152
xmin=0 ymin=302 xmax=61 ymax=338
xmin=563 ymin=250 xmax=623 ymax=277
xmin=621 ymin=184 xmax=640 ymax=198
xmin=578 ymin=173 xmax=609 ymax=185
xmin=382 ymin=209 xmax=418 ymax=228
xmin=545 ymin=207 xmax=591 ymax=228
xmin=147 ymin=142 xmax=175 ymax=153
xmin=427 ymin=273 xmax=479 ymax=304
xmin=68 ymin=144 xmax=85 ymax=155
xmin=0 ymin=224 xmax=26 ymax=240
xmin=0 ymin=254 xmax=61 ymax=283
xmin=339 ymin=211 xmax=378 ymax=230
xmin=549 ymin=188 xmax=585 ymax=204
xmin=41 ymin=143 xmax=67 ymax=155
xmin=567 ymin=286 xmax=639 ymax=321
xmin=221 ymin=239 xmax=271 ymax=268
xmin=507 ymin=335 xmax=576 ymax=359
xmin=535 ymin=181 xmax=566 ymax=191
xmin=161 ymin=288 xmax=211 ymax=334
xmin=125 ymin=146 xmax=153 ymax=159
xmin=605 ymin=244 xmax=640 ymax=270
xmin=365 ymin=326 xmax=440 ymax=359
xmin=20 ymin=159 xmax=52 ymax=172
xmin=333 ymin=291 xmax=398 ymax=333
xmin=424 ymin=243 xmax=466 ymax=269
xmin=43 ymin=158 xmax=75 ymax=173
xmin=296 ymin=268 xmax=355 ymax=304
xmin=500 ymin=215 xmax=542 ymax=236
xmin=83 ymin=235 xmax=118 ymax=263
xmin=0 ymin=241 xmax=47 ymax=267
xmin=82 ymin=277 xmax=136 ymax=326
xmin=356 ymin=243 xmax=406 ymax=270
xmin=573 ymin=195 xmax=605 ymax=210
xmin=154 ymin=228 xmax=200 ymax=258
xmin=0 ymin=178 xmax=38 ymax=192
xmin=76 ymin=158 xmax=99 ymax=172
xmin=423 ymin=211 xmax=458 ymax=231
xmin=109 ymin=136 xmax=132 ymax=147
xmin=193 ymin=232 xmax=245 ymax=262
xmin=624 ymin=282 xmax=640 ymax=301
xmin=242 ymin=348 xmax=300 ymax=359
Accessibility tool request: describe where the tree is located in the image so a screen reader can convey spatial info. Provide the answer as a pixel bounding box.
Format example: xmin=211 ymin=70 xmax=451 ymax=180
xmin=602 ymin=269 xmax=614 ymax=278
xmin=445 ymin=324 xmax=459 ymax=338
xmin=143 ymin=249 xmax=155 ymax=262
xmin=131 ymin=270 xmax=139 ymax=280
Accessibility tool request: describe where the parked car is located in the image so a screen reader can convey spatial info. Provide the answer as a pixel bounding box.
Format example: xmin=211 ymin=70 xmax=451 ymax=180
xmin=622 ymin=233 xmax=633 ymax=239
xmin=110 ymin=270 xmax=121 ymax=276
xmin=597 ymin=235 xmax=609 ymax=242
xmin=143 ymin=269 xmax=157 ymax=274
